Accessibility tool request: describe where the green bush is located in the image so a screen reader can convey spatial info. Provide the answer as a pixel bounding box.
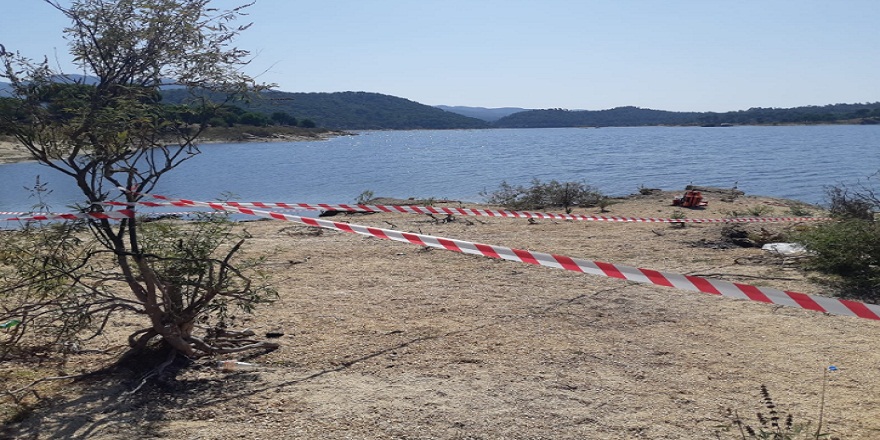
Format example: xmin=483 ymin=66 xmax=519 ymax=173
xmin=481 ymin=179 xmax=604 ymax=213
xmin=787 ymin=204 xmax=814 ymax=217
xmin=747 ymin=205 xmax=774 ymax=217
xmin=793 ymin=179 xmax=880 ymax=302
xmin=797 ymin=219 xmax=880 ymax=301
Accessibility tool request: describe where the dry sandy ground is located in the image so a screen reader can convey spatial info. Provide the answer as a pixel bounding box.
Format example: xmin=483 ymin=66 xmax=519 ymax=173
xmin=0 ymin=141 xmax=31 ymax=164
xmin=2 ymin=189 xmax=880 ymax=439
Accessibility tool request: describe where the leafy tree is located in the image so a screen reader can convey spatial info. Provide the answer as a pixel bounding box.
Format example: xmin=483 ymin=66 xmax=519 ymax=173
xmin=0 ymin=0 xmax=277 ymax=359
xmin=239 ymin=111 xmax=270 ymax=126
xmin=270 ymin=111 xmax=297 ymax=126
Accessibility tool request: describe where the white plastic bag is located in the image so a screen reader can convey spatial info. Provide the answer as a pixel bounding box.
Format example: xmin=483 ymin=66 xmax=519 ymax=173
xmin=761 ymin=242 xmax=807 ymax=256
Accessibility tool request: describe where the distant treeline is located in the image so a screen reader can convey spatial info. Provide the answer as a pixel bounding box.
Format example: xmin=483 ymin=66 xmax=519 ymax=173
xmin=165 ymin=89 xmax=880 ymax=130
xmin=160 ymin=89 xmax=490 ymax=130
xmin=3 ymin=81 xmax=879 ymax=131
xmin=162 ymin=102 xmax=318 ymax=129
xmin=0 ymin=83 xmax=317 ymax=136
xmin=491 ymin=104 xmax=880 ymax=128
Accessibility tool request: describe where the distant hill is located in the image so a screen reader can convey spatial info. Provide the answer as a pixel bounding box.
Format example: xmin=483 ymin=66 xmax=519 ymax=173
xmin=161 ymin=89 xmax=490 ymax=130
xmin=493 ymin=104 xmax=880 ymax=128
xmin=434 ymin=105 xmax=529 ymax=122
xmin=4 ymin=79 xmax=880 ymax=129
xmin=494 ymin=106 xmax=701 ymax=128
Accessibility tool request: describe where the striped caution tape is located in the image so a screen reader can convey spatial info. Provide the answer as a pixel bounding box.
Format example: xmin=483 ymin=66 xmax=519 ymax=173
xmin=103 ymin=200 xmax=832 ymax=224
xmin=1 ymin=210 xmax=227 ymax=222
xmin=216 ymin=201 xmax=833 ymax=223
xmin=0 ymin=212 xmax=79 ymax=216
xmin=101 ymin=200 xmax=198 ymax=208
xmin=134 ymin=191 xmax=880 ymax=321
xmin=1 ymin=210 xmax=136 ymax=222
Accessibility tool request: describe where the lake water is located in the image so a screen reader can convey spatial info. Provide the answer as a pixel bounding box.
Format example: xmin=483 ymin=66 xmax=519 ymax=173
xmin=2 ymin=125 xmax=879 ymax=213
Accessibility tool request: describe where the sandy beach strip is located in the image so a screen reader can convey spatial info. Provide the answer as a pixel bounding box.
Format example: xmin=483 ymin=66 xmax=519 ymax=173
xmin=0 ymin=140 xmax=32 ymax=164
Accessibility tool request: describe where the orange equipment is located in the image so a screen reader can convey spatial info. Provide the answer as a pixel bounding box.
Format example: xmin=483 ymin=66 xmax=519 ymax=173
xmin=672 ymin=190 xmax=708 ymax=208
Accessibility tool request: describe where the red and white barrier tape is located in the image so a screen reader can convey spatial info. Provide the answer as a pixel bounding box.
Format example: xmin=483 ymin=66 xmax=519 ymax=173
xmin=134 ymin=192 xmax=880 ymax=322
xmin=102 ymin=200 xmax=832 ymax=224
xmin=0 ymin=212 xmax=75 ymax=216
xmin=1 ymin=210 xmax=136 ymax=222
xmin=101 ymin=200 xmax=195 ymax=208
xmin=1 ymin=210 xmax=227 ymax=222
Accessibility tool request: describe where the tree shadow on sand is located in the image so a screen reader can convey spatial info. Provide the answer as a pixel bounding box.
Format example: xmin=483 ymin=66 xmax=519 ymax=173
xmin=2 ymin=330 xmax=468 ymax=439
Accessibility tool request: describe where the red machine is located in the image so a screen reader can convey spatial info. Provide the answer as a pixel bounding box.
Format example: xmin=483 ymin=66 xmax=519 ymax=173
xmin=672 ymin=190 xmax=708 ymax=208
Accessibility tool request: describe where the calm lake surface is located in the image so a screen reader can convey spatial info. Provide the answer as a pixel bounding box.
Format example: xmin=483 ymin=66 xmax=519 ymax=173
xmin=2 ymin=125 xmax=879 ymax=212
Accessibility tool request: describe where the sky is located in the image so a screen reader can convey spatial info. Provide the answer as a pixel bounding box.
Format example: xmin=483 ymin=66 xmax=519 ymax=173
xmin=2 ymin=0 xmax=879 ymax=112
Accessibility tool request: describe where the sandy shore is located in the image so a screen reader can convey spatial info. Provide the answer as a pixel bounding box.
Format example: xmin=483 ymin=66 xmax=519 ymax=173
xmin=0 ymin=131 xmax=347 ymax=165
xmin=0 ymin=140 xmax=31 ymax=164
xmin=3 ymin=191 xmax=879 ymax=439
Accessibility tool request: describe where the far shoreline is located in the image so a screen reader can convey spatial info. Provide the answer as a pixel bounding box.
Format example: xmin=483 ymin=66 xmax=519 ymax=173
xmin=4 ymin=122 xmax=877 ymax=165
xmin=0 ymin=130 xmax=352 ymax=165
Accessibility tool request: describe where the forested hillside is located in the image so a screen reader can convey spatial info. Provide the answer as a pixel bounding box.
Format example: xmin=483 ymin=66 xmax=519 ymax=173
xmin=494 ymin=103 xmax=880 ymax=128
xmin=708 ymin=103 xmax=880 ymax=125
xmin=493 ymin=107 xmax=701 ymax=128
xmin=5 ymin=80 xmax=880 ymax=130
xmin=161 ymin=89 xmax=490 ymax=130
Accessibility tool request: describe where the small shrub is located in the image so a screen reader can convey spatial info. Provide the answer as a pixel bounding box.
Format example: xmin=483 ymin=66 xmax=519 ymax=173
xmin=716 ymin=380 xmax=836 ymax=440
xmin=725 ymin=210 xmax=748 ymax=218
xmin=481 ymin=179 xmax=604 ymax=214
xmin=826 ymin=186 xmax=873 ymax=220
xmin=670 ymin=209 xmax=687 ymax=228
xmin=597 ymin=197 xmax=619 ymax=213
xmin=725 ymin=206 xmax=775 ymax=218
xmin=747 ymin=205 xmax=774 ymax=217
xmin=787 ymin=204 xmax=814 ymax=217
xmin=793 ymin=177 xmax=880 ymax=302
xmin=480 ymin=181 xmax=521 ymax=207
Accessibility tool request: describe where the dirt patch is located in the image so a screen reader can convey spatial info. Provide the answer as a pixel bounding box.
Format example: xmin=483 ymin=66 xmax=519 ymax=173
xmin=3 ymin=193 xmax=879 ymax=439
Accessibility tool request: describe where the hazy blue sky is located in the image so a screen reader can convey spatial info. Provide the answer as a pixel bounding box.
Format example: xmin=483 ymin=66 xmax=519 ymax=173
xmin=2 ymin=0 xmax=879 ymax=112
